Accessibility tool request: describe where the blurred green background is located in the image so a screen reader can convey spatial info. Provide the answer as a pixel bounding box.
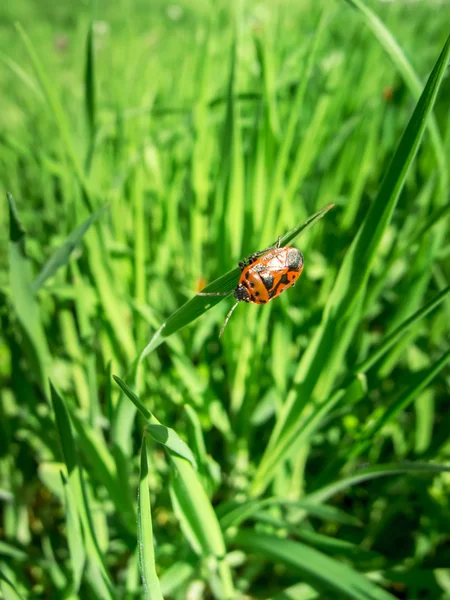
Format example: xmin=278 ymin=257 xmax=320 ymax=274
xmin=1 ymin=0 xmax=450 ymax=598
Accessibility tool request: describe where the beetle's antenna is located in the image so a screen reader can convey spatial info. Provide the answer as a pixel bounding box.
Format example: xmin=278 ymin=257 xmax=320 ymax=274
xmin=219 ymin=301 xmax=240 ymax=337
xmin=198 ymin=291 xmax=233 ymax=296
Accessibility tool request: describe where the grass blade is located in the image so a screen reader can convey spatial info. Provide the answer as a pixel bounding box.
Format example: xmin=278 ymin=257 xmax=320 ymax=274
xmin=348 ymin=349 xmax=450 ymax=461
xmin=113 ymin=374 xmax=152 ymax=420
xmin=7 ymin=193 xmax=50 ymax=395
xmin=0 ymin=572 xmax=25 ymax=600
xmin=138 ymin=437 xmax=164 ymax=600
xmin=305 ymin=462 xmax=450 ymax=504
xmin=219 ymin=498 xmax=360 ymax=530
xmin=169 ymin=455 xmax=235 ymax=599
xmin=232 ymin=530 xmax=396 ymax=600
xmin=60 ymin=472 xmax=85 ymax=592
xmin=344 ymin=0 xmax=448 ymax=191
xmin=50 ymin=383 xmax=115 ymax=598
xmin=32 ymin=204 xmax=106 ymax=292
xmin=84 ymin=21 xmax=96 ymax=173
xmin=113 ymin=375 xmax=196 ymax=467
xmin=15 ymin=23 xmax=94 ymax=210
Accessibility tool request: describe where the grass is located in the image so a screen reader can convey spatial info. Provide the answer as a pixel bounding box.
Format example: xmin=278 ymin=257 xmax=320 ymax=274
xmin=1 ymin=1 xmax=450 ymax=598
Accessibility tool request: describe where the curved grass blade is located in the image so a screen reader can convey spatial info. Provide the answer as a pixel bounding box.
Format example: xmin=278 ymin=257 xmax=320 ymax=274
xmin=60 ymin=472 xmax=85 ymax=592
xmin=169 ymin=455 xmax=235 ymax=599
xmin=251 ymin=33 xmax=450 ymax=497
xmin=84 ymin=21 xmax=96 ymax=173
xmin=112 ymin=375 xmax=196 ymax=468
xmin=113 ymin=374 xmax=152 ymax=420
xmin=232 ymin=530 xmax=396 ymax=600
xmin=140 ymin=204 xmax=334 ymax=356
xmin=348 ymin=348 xmax=450 ymax=461
xmin=138 ymin=437 xmax=164 ymax=600
xmin=305 ymin=462 xmax=450 ymax=504
xmin=219 ymin=497 xmax=360 ymax=530
xmin=32 ymin=204 xmax=107 ymax=292
xmin=0 ymin=572 xmax=25 ymax=600
xmin=344 ymin=0 xmax=448 ymax=191
xmin=50 ymin=383 xmax=115 ymax=598
xmin=7 ymin=193 xmax=51 ymax=396
xmin=15 ymin=23 xmax=94 ymax=211
xmin=0 ymin=53 xmax=45 ymax=101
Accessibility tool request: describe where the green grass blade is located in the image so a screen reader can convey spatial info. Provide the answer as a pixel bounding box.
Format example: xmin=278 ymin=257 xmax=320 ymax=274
xmin=349 ymin=349 xmax=450 ymax=460
xmin=355 ymin=285 xmax=450 ymax=374
xmin=0 ymin=572 xmax=25 ymax=600
xmin=139 ymin=204 xmax=334 ymax=355
xmin=138 ymin=438 xmax=164 ymax=600
xmin=7 ymin=193 xmax=51 ymax=395
xmin=32 ymin=204 xmax=106 ymax=292
xmin=219 ymin=498 xmax=360 ymax=530
xmin=159 ymin=563 xmax=195 ymax=597
xmin=305 ymin=462 xmax=450 ymax=504
xmin=344 ymin=0 xmax=448 ymax=191
xmin=50 ymin=383 xmax=78 ymax=475
xmin=262 ymin=10 xmax=329 ymax=244
xmin=60 ymin=472 xmax=85 ymax=592
xmin=113 ymin=374 xmax=152 ymax=420
xmin=84 ymin=21 xmax=96 ymax=173
xmin=251 ymin=33 xmax=450 ymax=496
xmin=232 ymin=530 xmax=396 ymax=600
xmin=169 ymin=454 xmax=235 ymax=599
xmin=0 ymin=53 xmax=45 ymax=101
xmin=113 ymin=375 xmax=196 ymax=467
xmin=15 ymin=23 xmax=94 ymax=210
xmin=50 ymin=383 xmax=115 ymax=598
xmin=69 ymin=412 xmax=136 ymax=534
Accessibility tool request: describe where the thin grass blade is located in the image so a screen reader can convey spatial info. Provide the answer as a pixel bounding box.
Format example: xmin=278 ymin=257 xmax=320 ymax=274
xmin=50 ymin=383 xmax=115 ymax=598
xmin=344 ymin=0 xmax=447 ymax=191
xmin=7 ymin=193 xmax=50 ymax=395
xmin=32 ymin=204 xmax=106 ymax=292
xmin=0 ymin=572 xmax=25 ymax=600
xmin=305 ymin=462 xmax=450 ymax=504
xmin=232 ymin=530 xmax=396 ymax=600
xmin=113 ymin=375 xmax=196 ymax=467
xmin=138 ymin=438 xmax=164 ymax=600
xmin=169 ymin=454 xmax=235 ymax=599
xmin=349 ymin=349 xmax=450 ymax=461
xmin=60 ymin=472 xmax=85 ymax=592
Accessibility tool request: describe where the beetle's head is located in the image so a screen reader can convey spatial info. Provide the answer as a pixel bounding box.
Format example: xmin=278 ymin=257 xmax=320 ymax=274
xmin=234 ymin=284 xmax=250 ymax=302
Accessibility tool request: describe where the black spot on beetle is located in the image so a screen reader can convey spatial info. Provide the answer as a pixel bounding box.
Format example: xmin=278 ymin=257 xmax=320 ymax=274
xmin=260 ymin=272 xmax=274 ymax=291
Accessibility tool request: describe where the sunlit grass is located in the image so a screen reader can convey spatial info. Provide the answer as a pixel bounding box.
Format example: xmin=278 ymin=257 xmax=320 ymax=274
xmin=1 ymin=1 xmax=450 ymax=598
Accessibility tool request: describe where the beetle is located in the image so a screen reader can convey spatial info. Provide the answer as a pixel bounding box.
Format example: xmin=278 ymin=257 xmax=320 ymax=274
xmin=198 ymin=237 xmax=304 ymax=337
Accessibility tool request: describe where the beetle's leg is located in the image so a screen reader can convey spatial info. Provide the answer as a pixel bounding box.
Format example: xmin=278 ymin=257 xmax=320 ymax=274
xmin=198 ymin=291 xmax=233 ymax=296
